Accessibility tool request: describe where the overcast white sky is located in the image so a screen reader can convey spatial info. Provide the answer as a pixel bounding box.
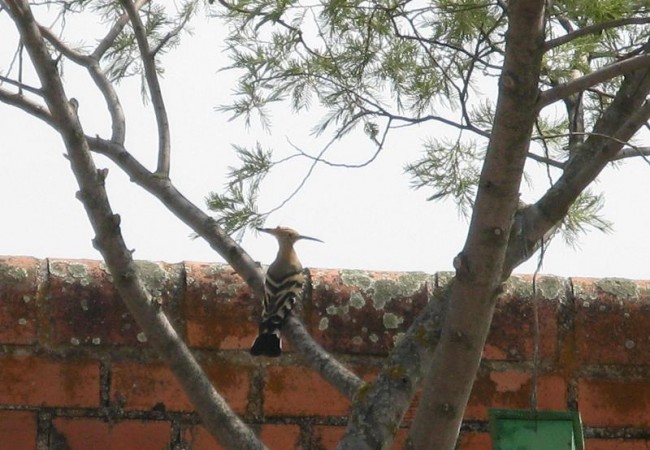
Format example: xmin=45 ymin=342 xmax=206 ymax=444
xmin=1 ymin=10 xmax=649 ymax=280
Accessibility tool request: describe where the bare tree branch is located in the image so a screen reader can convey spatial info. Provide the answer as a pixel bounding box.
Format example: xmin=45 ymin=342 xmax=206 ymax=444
xmin=284 ymin=118 xmax=391 ymax=169
xmin=0 ymin=85 xmax=55 ymax=126
xmin=119 ymin=0 xmax=171 ymax=177
xmin=93 ymin=0 xmax=149 ymax=60
xmin=0 ymin=73 xmax=42 ymax=95
xmin=526 ymin=151 xmax=564 ymax=168
xmin=39 ymin=25 xmax=127 ymax=144
xmin=4 ymin=2 xmax=264 ymax=448
xmin=545 ymin=16 xmax=650 ymax=51
xmin=285 ymin=316 xmax=363 ymax=399
xmin=613 ymin=146 xmax=650 ymax=165
xmin=539 ymin=54 xmax=650 ymax=108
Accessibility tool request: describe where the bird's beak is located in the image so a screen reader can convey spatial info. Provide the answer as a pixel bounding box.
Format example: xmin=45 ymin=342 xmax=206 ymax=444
xmin=256 ymin=227 xmax=323 ymax=243
xmin=298 ymin=234 xmax=324 ymax=243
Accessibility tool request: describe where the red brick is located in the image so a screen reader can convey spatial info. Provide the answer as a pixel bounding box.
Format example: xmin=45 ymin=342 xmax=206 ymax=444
xmin=311 ymin=426 xmax=345 ymax=449
xmin=309 ymin=269 xmax=431 ymax=355
xmin=0 ymin=256 xmax=40 ymax=344
xmin=466 ymin=370 xmax=532 ymax=420
xmin=265 ymin=366 xmax=350 ymax=416
xmin=52 ymin=418 xmax=170 ymax=450
xmin=536 ymin=374 xmax=568 ymax=410
xmin=184 ymin=262 xmax=258 ymax=350
xmin=111 ymin=360 xmax=249 ymax=413
xmin=183 ymin=424 xmax=301 ymax=450
xmin=458 ymin=432 xmax=493 ymax=450
xmin=586 ymin=439 xmax=650 ymax=450
xmin=574 ymin=278 xmax=650 ymax=365
xmin=0 ymin=354 xmax=99 ymax=407
xmin=0 ymin=410 xmax=37 ymax=449
xmin=202 ymin=362 xmax=251 ymax=415
xmin=47 ymin=259 xmax=143 ymax=346
xmin=259 ymin=424 xmax=302 ymax=450
xmin=579 ymin=378 xmax=650 ymax=427
xmin=484 ymin=275 xmax=561 ymax=362
xmin=182 ymin=426 xmax=218 ymax=450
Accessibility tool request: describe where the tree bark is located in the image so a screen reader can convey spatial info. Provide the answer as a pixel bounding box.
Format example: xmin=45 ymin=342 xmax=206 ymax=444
xmin=408 ymin=1 xmax=547 ymax=448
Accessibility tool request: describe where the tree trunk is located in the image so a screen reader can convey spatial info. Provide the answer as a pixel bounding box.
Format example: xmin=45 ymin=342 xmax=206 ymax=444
xmin=408 ymin=1 xmax=547 ymax=448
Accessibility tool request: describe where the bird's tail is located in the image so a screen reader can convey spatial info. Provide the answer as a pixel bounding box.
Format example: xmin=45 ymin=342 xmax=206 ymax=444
xmin=250 ymin=326 xmax=282 ymax=357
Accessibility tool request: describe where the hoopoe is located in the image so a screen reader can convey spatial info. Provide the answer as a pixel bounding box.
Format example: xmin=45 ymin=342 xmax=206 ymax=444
xmin=250 ymin=226 xmax=323 ymax=357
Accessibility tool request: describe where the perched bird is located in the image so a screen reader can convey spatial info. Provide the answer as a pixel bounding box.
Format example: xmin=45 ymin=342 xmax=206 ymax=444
xmin=250 ymin=226 xmax=323 ymax=357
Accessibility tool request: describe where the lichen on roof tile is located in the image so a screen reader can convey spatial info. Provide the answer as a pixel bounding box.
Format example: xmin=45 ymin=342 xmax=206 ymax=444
xmin=0 ymin=263 xmax=28 ymax=282
xmin=595 ymin=278 xmax=639 ymax=299
xmin=340 ymin=270 xmax=374 ymax=290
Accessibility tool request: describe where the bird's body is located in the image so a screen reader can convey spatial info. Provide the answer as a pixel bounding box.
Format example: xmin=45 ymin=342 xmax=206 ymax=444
xmin=250 ymin=227 xmax=322 ymax=357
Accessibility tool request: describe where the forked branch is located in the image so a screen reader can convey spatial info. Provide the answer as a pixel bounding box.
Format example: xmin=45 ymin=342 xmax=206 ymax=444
xmin=4 ymin=1 xmax=263 ymax=447
xmin=119 ymin=0 xmax=171 ymax=176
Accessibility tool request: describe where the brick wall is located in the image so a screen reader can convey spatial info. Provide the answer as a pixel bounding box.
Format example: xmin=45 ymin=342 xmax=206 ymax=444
xmin=0 ymin=256 xmax=649 ymax=449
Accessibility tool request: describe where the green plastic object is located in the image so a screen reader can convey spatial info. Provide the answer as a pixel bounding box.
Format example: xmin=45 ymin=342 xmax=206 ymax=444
xmin=489 ymin=409 xmax=585 ymax=450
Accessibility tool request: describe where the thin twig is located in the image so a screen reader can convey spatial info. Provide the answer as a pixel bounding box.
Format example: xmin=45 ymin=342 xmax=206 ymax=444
xmin=120 ymin=0 xmax=171 ymax=177
xmin=529 ymin=233 xmax=549 ymax=411
xmin=261 ymin=114 xmax=388 ymax=217
xmin=0 ymin=74 xmax=42 ymax=95
xmin=150 ymin=6 xmax=193 ymax=57
xmin=284 ymin=118 xmax=392 ymax=169
xmin=526 ymin=151 xmax=564 ymax=169
xmin=18 ymin=41 xmax=24 ymax=95
xmin=3 ymin=40 xmax=24 ymax=81
xmin=87 ymin=135 xmax=266 ymax=293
